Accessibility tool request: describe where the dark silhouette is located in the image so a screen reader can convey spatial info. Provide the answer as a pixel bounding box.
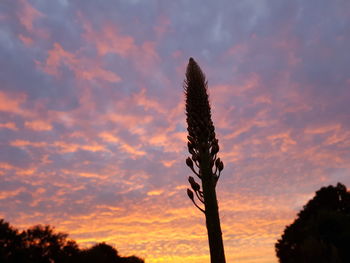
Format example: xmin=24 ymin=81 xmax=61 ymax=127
xmin=0 ymin=219 xmax=144 ymax=263
xmin=78 ymin=242 xmax=119 ymax=263
xmin=22 ymin=225 xmax=79 ymax=263
xmin=0 ymin=219 xmax=24 ymax=263
xmin=184 ymin=58 xmax=226 ymax=263
xmin=276 ymin=183 xmax=350 ymax=263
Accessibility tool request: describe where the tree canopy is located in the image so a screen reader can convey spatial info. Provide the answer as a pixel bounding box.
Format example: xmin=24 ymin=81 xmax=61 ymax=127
xmin=276 ymin=183 xmax=350 ymax=263
xmin=0 ymin=219 xmax=144 ymax=263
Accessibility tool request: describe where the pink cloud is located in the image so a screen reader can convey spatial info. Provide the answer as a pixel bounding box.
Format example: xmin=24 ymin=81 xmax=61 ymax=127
xmin=0 ymin=91 xmax=28 ymax=116
xmin=38 ymin=43 xmax=121 ymax=82
xmin=82 ymin=19 xmax=136 ymax=57
xmin=304 ymin=123 xmax=341 ymax=135
xmin=80 ymin=16 xmax=160 ymax=74
xmin=10 ymin=139 xmax=48 ymax=148
xmin=18 ymin=34 xmax=34 ymax=46
xmin=0 ymin=122 xmax=18 ymax=131
xmin=153 ymin=15 xmax=171 ymax=37
xmin=53 ymin=141 xmax=108 ymax=153
xmin=132 ymin=88 xmax=166 ymax=114
xmin=25 ymin=120 xmax=53 ymax=131
xmin=78 ymin=67 xmax=121 ymax=82
xmin=99 ymin=132 xmax=146 ymax=158
xmin=17 ymin=0 xmax=44 ymax=32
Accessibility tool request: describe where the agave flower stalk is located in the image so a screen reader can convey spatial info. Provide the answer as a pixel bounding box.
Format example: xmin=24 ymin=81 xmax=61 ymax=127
xmin=184 ymin=58 xmax=226 ymax=263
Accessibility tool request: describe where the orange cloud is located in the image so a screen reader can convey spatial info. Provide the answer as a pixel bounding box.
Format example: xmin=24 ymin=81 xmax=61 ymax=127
xmin=99 ymin=132 xmax=119 ymax=143
xmin=10 ymin=139 xmax=48 ymax=148
xmin=0 ymin=187 xmax=26 ymax=200
xmin=15 ymin=167 xmax=36 ymax=176
xmin=146 ymin=131 xmax=186 ymax=153
xmin=161 ymin=160 xmax=177 ymax=168
xmin=25 ymin=120 xmax=53 ymax=131
xmin=78 ymin=172 xmax=107 ymax=179
xmin=132 ymin=88 xmax=165 ymax=113
xmin=53 ymin=141 xmax=107 ymax=153
xmin=0 ymin=91 xmax=27 ymax=115
xmin=147 ymin=190 xmax=164 ymax=196
xmin=0 ymin=162 xmax=37 ymax=178
xmin=0 ymin=162 xmax=16 ymax=170
xmin=0 ymin=122 xmax=18 ymax=131
xmin=99 ymin=132 xmax=146 ymax=157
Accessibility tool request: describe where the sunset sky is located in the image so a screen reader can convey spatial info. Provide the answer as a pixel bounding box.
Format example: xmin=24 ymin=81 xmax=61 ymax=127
xmin=1 ymin=0 xmax=350 ymax=262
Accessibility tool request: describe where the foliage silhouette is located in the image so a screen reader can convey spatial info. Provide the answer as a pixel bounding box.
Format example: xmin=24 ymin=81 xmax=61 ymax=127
xmin=184 ymin=58 xmax=226 ymax=263
xmin=0 ymin=219 xmax=24 ymax=263
xmin=276 ymin=183 xmax=350 ymax=263
xmin=22 ymin=225 xmax=79 ymax=263
xmin=0 ymin=219 xmax=144 ymax=263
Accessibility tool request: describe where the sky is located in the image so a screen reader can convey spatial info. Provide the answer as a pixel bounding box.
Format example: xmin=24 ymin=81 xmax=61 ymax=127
xmin=0 ymin=0 xmax=350 ymax=262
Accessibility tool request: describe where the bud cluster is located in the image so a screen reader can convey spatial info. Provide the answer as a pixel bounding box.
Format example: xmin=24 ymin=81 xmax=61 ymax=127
xmin=184 ymin=58 xmax=224 ymax=212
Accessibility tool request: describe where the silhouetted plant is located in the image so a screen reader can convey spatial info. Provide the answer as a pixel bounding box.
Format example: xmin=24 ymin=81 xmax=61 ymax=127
xmin=276 ymin=183 xmax=350 ymax=263
xmin=22 ymin=224 xmax=79 ymax=263
xmin=0 ymin=219 xmax=24 ymax=263
xmin=184 ymin=58 xmax=226 ymax=263
xmin=79 ymin=242 xmax=119 ymax=263
xmin=0 ymin=219 xmax=144 ymax=263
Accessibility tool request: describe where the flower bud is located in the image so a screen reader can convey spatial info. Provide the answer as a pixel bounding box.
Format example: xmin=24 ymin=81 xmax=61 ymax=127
xmin=211 ymin=144 xmax=219 ymax=155
xmin=218 ymin=161 xmax=224 ymax=172
xmin=188 ymin=176 xmax=200 ymax=191
xmin=187 ymin=189 xmax=194 ymax=200
xmin=187 ymin=142 xmax=194 ymax=153
xmin=209 ymin=131 xmax=216 ymax=140
xmin=186 ymin=157 xmax=194 ymax=168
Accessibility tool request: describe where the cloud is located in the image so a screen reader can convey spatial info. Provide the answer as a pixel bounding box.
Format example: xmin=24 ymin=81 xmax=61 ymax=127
xmin=37 ymin=42 xmax=121 ymax=82
xmin=0 ymin=122 xmax=18 ymax=131
xmin=0 ymin=91 xmax=27 ymax=115
xmin=82 ymin=21 xmax=136 ymax=57
xmin=25 ymin=120 xmax=52 ymax=131
xmin=17 ymin=0 xmax=44 ymax=32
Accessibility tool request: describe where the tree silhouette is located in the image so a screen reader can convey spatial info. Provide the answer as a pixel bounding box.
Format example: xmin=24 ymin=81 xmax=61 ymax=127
xmin=276 ymin=183 xmax=350 ymax=263
xmin=78 ymin=242 xmax=119 ymax=263
xmin=0 ymin=219 xmax=24 ymax=263
xmin=22 ymin=224 xmax=79 ymax=263
xmin=0 ymin=219 xmax=144 ymax=263
xmin=184 ymin=58 xmax=226 ymax=263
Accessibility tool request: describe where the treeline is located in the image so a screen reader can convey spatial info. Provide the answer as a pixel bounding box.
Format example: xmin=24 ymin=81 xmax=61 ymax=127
xmin=0 ymin=219 xmax=144 ymax=263
xmin=276 ymin=183 xmax=350 ymax=263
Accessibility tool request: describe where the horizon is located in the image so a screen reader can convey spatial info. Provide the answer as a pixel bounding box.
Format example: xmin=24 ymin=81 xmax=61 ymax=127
xmin=1 ymin=1 xmax=350 ymax=262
